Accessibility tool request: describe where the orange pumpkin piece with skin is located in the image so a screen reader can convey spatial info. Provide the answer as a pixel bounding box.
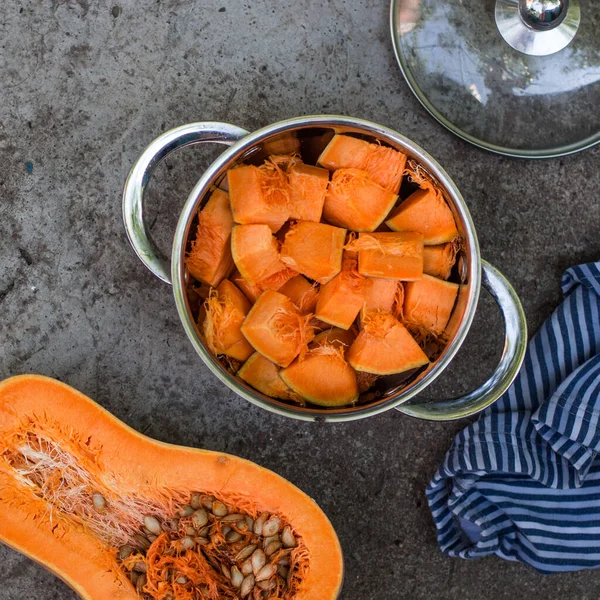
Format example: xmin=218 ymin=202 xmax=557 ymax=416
xmin=230 ymin=269 xmax=263 ymax=303
xmin=312 ymin=326 xmax=357 ymax=350
xmin=403 ymin=274 xmax=460 ymax=337
xmin=227 ymin=161 xmax=290 ymax=232
xmin=323 ymin=168 xmax=398 ymax=232
xmin=278 ymin=274 xmax=320 ymax=314
xmin=423 ymin=242 xmax=459 ymax=280
xmin=0 ymin=375 xmax=343 ymax=600
xmin=241 ymin=290 xmax=315 ymax=367
xmin=202 ymin=279 xmax=254 ymax=361
xmin=361 ymin=277 xmax=399 ymax=322
xmin=315 ymin=256 xmax=367 ymax=330
xmin=386 ymin=187 xmax=458 ymax=245
xmin=238 ymin=352 xmax=304 ymax=404
xmin=280 ymin=221 xmax=346 ymax=284
xmin=318 ymin=134 xmax=407 ymax=194
xmin=280 ymin=344 xmax=359 ymax=407
xmin=185 ymin=188 xmax=234 ymax=287
xmin=346 ymin=231 xmax=424 ymax=280
xmin=347 ymin=311 xmax=429 ymax=375
xmin=231 ymin=224 xmax=287 ymax=284
xmin=288 ymin=163 xmax=330 ymax=222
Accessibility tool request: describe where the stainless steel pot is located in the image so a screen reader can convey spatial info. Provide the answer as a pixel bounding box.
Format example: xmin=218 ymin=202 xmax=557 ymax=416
xmin=123 ymin=116 xmax=527 ymax=422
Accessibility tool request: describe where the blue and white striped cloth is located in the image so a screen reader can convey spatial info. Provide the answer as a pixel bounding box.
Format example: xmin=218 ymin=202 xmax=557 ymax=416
xmin=428 ymin=262 xmax=600 ymax=573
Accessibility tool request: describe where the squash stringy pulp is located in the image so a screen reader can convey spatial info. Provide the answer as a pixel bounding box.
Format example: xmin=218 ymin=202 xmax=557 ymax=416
xmin=0 ymin=415 xmax=310 ymax=600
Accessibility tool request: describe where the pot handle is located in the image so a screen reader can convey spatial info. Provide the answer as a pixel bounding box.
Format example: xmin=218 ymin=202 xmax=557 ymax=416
xmin=122 ymin=122 xmax=249 ymax=284
xmin=396 ymin=260 xmax=528 ymax=420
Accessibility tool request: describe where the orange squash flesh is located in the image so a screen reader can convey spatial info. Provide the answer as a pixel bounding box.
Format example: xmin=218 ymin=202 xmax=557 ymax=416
xmin=347 ymin=311 xmax=429 ymax=375
xmin=441 ymin=284 xmax=468 ymax=344
xmin=315 ymin=256 xmax=366 ymax=329
xmin=288 ymin=163 xmax=330 ymax=222
xmin=227 ymin=163 xmax=290 ymax=232
xmin=386 ymin=187 xmax=458 ymax=245
xmin=241 ymin=290 xmax=315 ymax=367
xmin=185 ymin=188 xmax=234 ymax=287
xmin=363 ymin=277 xmax=399 ymax=314
xmin=231 ymin=223 xmax=287 ymax=284
xmin=202 ymin=279 xmax=254 ymax=361
xmin=347 ymin=232 xmax=424 ymax=280
xmin=280 ymin=221 xmax=346 ymax=284
xmin=278 ymin=274 xmax=320 ymax=314
xmin=0 ymin=375 xmax=343 ymax=600
xmin=404 ymin=274 xmax=460 ymax=337
xmin=263 ymin=133 xmax=301 ymax=156
xmin=317 ymin=134 xmax=407 ymax=194
xmin=280 ymin=345 xmax=359 ymax=407
xmin=323 ymin=168 xmax=398 ymax=232
xmin=230 ymin=269 xmax=263 ymax=303
xmin=238 ymin=352 xmax=304 ymax=403
xmin=423 ymin=242 xmax=459 ymax=280
xmin=313 ymin=327 xmax=357 ymax=350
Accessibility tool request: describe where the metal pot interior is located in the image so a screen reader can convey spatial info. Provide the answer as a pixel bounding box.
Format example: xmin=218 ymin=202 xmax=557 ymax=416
xmin=173 ymin=117 xmax=480 ymax=421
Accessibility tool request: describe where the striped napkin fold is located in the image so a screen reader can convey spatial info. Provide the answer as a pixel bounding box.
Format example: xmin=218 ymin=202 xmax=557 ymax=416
xmin=428 ymin=262 xmax=600 ymax=573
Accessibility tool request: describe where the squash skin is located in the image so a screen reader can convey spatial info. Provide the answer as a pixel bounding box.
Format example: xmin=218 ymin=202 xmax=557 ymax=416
xmin=0 ymin=375 xmax=344 ymax=600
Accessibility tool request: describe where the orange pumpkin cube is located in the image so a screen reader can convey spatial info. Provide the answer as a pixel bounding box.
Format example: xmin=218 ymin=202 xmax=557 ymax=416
xmin=278 ymin=275 xmax=319 ymax=314
xmin=230 ymin=269 xmax=263 ymax=303
xmin=231 ymin=224 xmax=287 ymax=284
xmin=318 ymin=134 xmax=407 ymax=193
xmin=323 ymin=168 xmax=398 ymax=232
xmin=241 ymin=290 xmax=314 ymax=367
xmin=227 ymin=164 xmax=289 ymax=232
xmin=280 ymin=221 xmax=346 ymax=284
xmin=347 ymin=311 xmax=429 ymax=375
xmin=348 ymin=232 xmax=423 ymax=280
xmin=403 ymin=274 xmax=459 ymax=336
xmin=185 ymin=188 xmax=234 ymax=287
xmin=315 ymin=257 xmax=367 ymax=329
xmin=386 ymin=187 xmax=458 ymax=245
xmin=423 ymin=243 xmax=459 ymax=280
xmin=288 ymin=163 xmax=330 ymax=222
xmin=202 ymin=279 xmax=254 ymax=361
xmin=312 ymin=327 xmax=357 ymax=350
xmin=238 ymin=352 xmax=303 ymax=403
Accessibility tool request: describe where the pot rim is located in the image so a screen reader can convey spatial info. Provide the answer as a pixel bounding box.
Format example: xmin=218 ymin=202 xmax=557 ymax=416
xmin=171 ymin=115 xmax=481 ymax=422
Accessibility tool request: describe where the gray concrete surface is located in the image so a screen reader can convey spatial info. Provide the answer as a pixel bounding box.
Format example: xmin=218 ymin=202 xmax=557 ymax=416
xmin=1 ymin=1 xmax=600 ymax=598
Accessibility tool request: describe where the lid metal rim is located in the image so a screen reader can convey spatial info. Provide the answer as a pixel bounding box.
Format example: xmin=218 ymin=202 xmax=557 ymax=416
xmin=389 ymin=0 xmax=600 ymax=160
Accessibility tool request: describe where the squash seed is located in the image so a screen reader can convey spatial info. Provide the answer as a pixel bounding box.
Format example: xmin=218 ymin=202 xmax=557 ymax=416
xmin=226 ymin=530 xmax=243 ymax=543
xmin=231 ymin=565 xmax=244 ymax=588
xmin=194 ymin=536 xmax=209 ymax=545
xmin=119 ymin=545 xmax=134 ymax=560
xmin=185 ymin=526 xmax=197 ymax=536
xmin=236 ymin=544 xmax=257 ymax=562
xmin=192 ymin=509 xmax=209 ymax=529
xmin=263 ymin=535 xmax=279 ymax=548
xmin=92 ymin=493 xmax=106 ymax=512
xmin=176 ymin=575 xmax=188 ymax=584
xmin=251 ymin=548 xmax=266 ymax=574
xmin=181 ymin=537 xmax=195 ymax=550
xmin=253 ymin=512 xmax=268 ymax=535
xmin=212 ymin=500 xmax=228 ymax=517
xmin=256 ymin=563 xmax=276 ymax=582
xmin=135 ymin=573 xmax=146 ymax=593
xmin=133 ymin=533 xmax=151 ymax=550
xmin=278 ymin=565 xmax=289 ymax=579
xmin=262 ymin=516 xmax=281 ymax=537
xmin=133 ymin=561 xmax=147 ymax=573
xmin=143 ymin=516 xmax=161 ymax=536
xmin=245 ymin=515 xmax=254 ymax=530
xmin=190 ymin=493 xmax=201 ymax=509
xmin=198 ymin=525 xmax=211 ymax=537
xmin=241 ymin=558 xmax=254 ymax=575
xmin=200 ymin=495 xmax=215 ymax=510
xmin=221 ymin=563 xmax=231 ymax=579
xmin=240 ymin=574 xmax=255 ymax=598
xmin=265 ymin=540 xmax=282 ymax=556
xmin=258 ymin=579 xmax=275 ymax=590
xmin=281 ymin=526 xmax=296 ymax=548
xmin=179 ymin=505 xmax=194 ymax=517
xmin=221 ymin=512 xmax=244 ymax=522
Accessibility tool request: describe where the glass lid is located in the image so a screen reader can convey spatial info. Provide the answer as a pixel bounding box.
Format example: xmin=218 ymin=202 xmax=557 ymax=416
xmin=391 ymin=0 xmax=600 ymax=158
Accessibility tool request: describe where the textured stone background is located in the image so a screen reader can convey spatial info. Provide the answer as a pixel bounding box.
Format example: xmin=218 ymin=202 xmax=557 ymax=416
xmin=1 ymin=1 xmax=600 ymax=598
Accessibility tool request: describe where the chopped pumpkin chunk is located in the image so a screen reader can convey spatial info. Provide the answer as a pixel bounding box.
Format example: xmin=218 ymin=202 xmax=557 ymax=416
xmin=347 ymin=311 xmax=429 ymax=375
xmin=278 ymin=274 xmax=320 ymax=314
xmin=280 ymin=221 xmax=346 ymax=284
xmin=241 ymin=290 xmax=314 ymax=367
xmin=318 ymin=134 xmax=407 ymax=193
xmin=202 ymin=279 xmax=254 ymax=361
xmin=423 ymin=242 xmax=459 ymax=280
xmin=185 ymin=188 xmax=234 ymax=287
xmin=323 ymin=168 xmax=398 ymax=232
xmin=288 ymin=163 xmax=330 ymax=222
xmin=313 ymin=326 xmax=357 ymax=350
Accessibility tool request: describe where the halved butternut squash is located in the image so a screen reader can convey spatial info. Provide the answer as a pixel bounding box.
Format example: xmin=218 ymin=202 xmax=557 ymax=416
xmin=315 ymin=256 xmax=366 ymax=329
xmin=280 ymin=345 xmax=359 ymax=407
xmin=403 ymin=274 xmax=459 ymax=337
xmin=227 ymin=161 xmax=290 ymax=232
xmin=231 ymin=224 xmax=287 ymax=284
xmin=280 ymin=221 xmax=346 ymax=284
xmin=386 ymin=187 xmax=458 ymax=245
xmin=278 ymin=274 xmax=320 ymax=314
xmin=423 ymin=242 xmax=459 ymax=280
xmin=241 ymin=290 xmax=314 ymax=367
xmin=238 ymin=352 xmax=303 ymax=403
xmin=0 ymin=375 xmax=343 ymax=600
xmin=288 ymin=163 xmax=330 ymax=222
xmin=347 ymin=311 xmax=429 ymax=375
xmin=202 ymin=279 xmax=254 ymax=361
xmin=185 ymin=188 xmax=234 ymax=287
xmin=346 ymin=232 xmax=424 ymax=280
xmin=323 ymin=168 xmax=398 ymax=232
xmin=318 ymin=134 xmax=407 ymax=193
